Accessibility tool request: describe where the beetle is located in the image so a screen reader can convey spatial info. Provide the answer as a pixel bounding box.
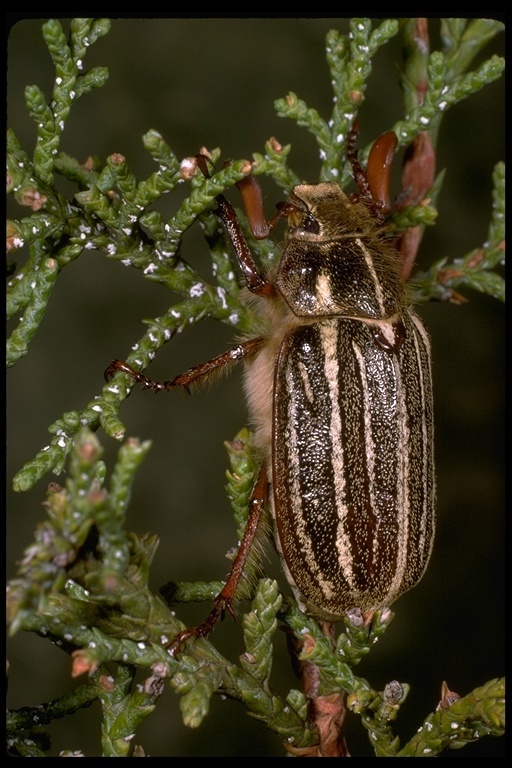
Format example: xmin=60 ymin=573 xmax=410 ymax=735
xmin=105 ymin=129 xmax=435 ymax=644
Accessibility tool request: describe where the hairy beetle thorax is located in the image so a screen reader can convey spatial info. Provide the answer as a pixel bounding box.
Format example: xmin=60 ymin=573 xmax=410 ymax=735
xmin=276 ymin=182 xmax=406 ymax=320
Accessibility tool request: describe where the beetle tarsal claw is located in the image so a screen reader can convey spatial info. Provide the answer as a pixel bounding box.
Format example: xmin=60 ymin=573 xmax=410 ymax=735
xmin=167 ymin=596 xmax=237 ymax=655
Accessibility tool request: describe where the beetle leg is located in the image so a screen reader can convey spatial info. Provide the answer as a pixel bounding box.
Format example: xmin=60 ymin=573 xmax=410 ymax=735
xmin=193 ymin=152 xmax=274 ymax=296
xmin=346 ymin=121 xmax=371 ymax=198
xmin=215 ymin=191 xmax=276 ymax=298
xmin=168 ymin=464 xmax=270 ymax=654
xmin=196 ymin=153 xmax=284 ymax=297
xmin=104 ymin=337 xmax=265 ymax=393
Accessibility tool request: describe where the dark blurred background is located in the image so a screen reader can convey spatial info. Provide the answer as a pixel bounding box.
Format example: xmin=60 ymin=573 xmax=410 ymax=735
xmin=7 ymin=17 xmax=504 ymax=757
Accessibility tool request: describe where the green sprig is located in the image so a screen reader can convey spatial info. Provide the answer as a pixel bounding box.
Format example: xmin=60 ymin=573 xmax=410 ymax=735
xmin=6 ymin=256 xmax=59 ymax=366
xmin=397 ymin=678 xmax=505 ymax=756
xmin=440 ymin=18 xmax=505 ymax=78
xmin=99 ymin=664 xmax=164 ymax=757
xmin=7 ymin=681 xmax=98 ymax=731
xmin=276 ymin=19 xmax=400 ymax=184
xmin=391 ymin=49 xmax=504 ymax=150
xmin=26 ymin=19 xmax=110 ymax=185
xmin=241 ymin=579 xmax=281 ymax=685
xmin=414 ymin=162 xmax=505 ymax=303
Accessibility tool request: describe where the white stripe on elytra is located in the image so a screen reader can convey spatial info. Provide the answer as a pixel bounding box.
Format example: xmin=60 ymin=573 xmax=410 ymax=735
xmin=387 ymin=348 xmax=410 ymax=601
xmin=317 ymin=323 xmax=354 ymax=589
xmin=410 ymin=313 xmax=435 ymax=559
xmin=355 ymin=237 xmax=387 ymax=315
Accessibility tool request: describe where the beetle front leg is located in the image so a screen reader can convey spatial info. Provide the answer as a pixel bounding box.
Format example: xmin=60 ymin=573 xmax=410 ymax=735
xmin=168 ymin=464 xmax=270 ymax=654
xmin=104 ymin=337 xmax=265 ymax=394
xmin=215 ymin=192 xmax=276 ymax=298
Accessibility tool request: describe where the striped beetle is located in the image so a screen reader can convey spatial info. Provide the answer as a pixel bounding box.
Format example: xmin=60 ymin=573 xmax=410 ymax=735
xmin=105 ymin=130 xmax=435 ymax=643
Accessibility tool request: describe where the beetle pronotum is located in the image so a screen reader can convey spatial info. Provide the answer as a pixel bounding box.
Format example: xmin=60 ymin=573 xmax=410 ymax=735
xmin=105 ymin=130 xmax=435 ymax=645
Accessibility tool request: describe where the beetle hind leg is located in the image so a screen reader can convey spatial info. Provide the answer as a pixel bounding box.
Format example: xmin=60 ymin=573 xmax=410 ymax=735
xmin=167 ymin=465 xmax=270 ymax=654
